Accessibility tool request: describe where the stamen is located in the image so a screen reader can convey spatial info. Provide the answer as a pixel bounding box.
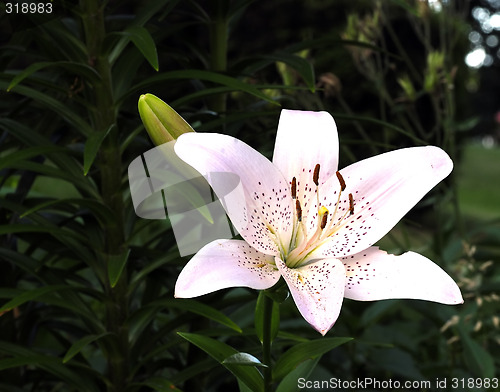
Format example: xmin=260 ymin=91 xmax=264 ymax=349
xmin=313 ymin=164 xmax=320 ymax=186
xmin=296 ymin=200 xmax=302 ymax=222
xmin=349 ymin=193 xmax=354 ymax=216
xmin=291 ymin=177 xmax=297 ymax=199
xmin=320 ymin=212 xmax=328 ymax=229
xmin=336 ymin=171 xmax=346 ymax=191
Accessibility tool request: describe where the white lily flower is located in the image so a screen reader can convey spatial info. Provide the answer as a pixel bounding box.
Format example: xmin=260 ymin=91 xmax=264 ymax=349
xmin=174 ymin=109 xmax=463 ymax=335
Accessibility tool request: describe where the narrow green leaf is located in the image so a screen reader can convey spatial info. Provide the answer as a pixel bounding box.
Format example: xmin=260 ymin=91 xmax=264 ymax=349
xmin=262 ymin=52 xmax=315 ymax=92
xmin=6 ymin=61 xmax=100 ymax=92
xmin=152 ymin=298 xmax=242 ymax=332
xmin=0 ymin=224 xmax=87 ymax=243
xmin=124 ymin=70 xmax=280 ymax=106
xmin=84 ymin=125 xmax=114 ymax=175
xmin=108 ymin=0 xmax=180 ymax=66
xmin=108 ymin=248 xmax=131 ymax=288
xmin=273 ymin=337 xmax=353 ymax=381
xmin=0 ymin=342 xmax=99 ymax=392
xmin=1 ymin=82 xmax=93 ymax=136
xmin=0 ymin=145 xmax=67 ymax=171
xmin=0 ymin=285 xmax=70 ymax=313
xmin=63 ymin=333 xmax=111 ymax=363
xmin=461 ymin=331 xmax=495 ymax=378
xmin=276 ymin=357 xmax=320 ymax=392
xmin=389 ymin=0 xmax=419 ymax=15
xmin=4 ymin=160 xmax=97 ymax=198
xmin=0 ymin=118 xmax=99 ymax=197
xmin=123 ymin=26 xmax=159 ymax=71
xmin=134 ymin=377 xmax=182 ymax=392
xmin=223 ymin=353 xmax=268 ymax=368
xmin=177 ymin=332 xmax=264 ymax=392
xmin=20 ymin=198 xmax=115 ymax=224
xmin=331 ymin=112 xmax=426 ymax=145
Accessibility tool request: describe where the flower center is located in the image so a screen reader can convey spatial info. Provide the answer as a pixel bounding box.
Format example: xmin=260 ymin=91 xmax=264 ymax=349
xmin=282 ymin=164 xmax=354 ymax=268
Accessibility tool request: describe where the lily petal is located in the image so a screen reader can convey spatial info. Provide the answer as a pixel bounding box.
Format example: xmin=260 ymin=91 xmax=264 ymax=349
xmin=175 ymin=133 xmax=293 ymax=256
xmin=315 ymin=146 xmax=453 ymax=258
xmin=175 ymin=239 xmax=280 ymax=298
xmin=276 ymin=256 xmax=346 ymax=335
xmin=342 ymin=247 xmax=463 ymax=304
xmin=273 ymin=110 xmax=339 ymax=200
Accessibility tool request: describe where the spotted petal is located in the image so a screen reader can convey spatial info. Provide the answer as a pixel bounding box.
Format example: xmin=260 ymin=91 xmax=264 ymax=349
xmin=273 ymin=110 xmax=339 ymax=201
xmin=276 ymin=256 xmax=346 ymax=335
xmin=342 ymin=247 xmax=463 ymax=304
xmin=313 ymin=146 xmax=453 ymax=258
xmin=175 ymin=239 xmax=280 ymax=298
xmin=175 ymin=132 xmax=293 ymax=256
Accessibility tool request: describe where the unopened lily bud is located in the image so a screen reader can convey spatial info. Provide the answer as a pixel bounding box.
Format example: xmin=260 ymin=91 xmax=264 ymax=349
xmin=138 ymin=94 xmax=194 ymax=145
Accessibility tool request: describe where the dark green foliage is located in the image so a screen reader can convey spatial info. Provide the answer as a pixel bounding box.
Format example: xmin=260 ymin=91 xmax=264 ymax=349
xmin=0 ymin=1 xmax=498 ymax=391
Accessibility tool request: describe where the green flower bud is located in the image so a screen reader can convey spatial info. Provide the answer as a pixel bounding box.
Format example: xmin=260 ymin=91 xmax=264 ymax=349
xmin=138 ymin=94 xmax=194 ymax=145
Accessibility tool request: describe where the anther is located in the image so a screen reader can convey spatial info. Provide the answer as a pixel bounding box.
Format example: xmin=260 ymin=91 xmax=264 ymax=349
xmin=336 ymin=171 xmax=346 ymax=191
xmin=291 ymin=177 xmax=297 ymax=199
xmin=313 ymin=164 xmax=320 ymax=186
xmin=349 ymin=193 xmax=354 ymax=216
xmin=320 ymin=212 xmax=328 ymax=229
xmin=296 ymin=200 xmax=302 ymax=222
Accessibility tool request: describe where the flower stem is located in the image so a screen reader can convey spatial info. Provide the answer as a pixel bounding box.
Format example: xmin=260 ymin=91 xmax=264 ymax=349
xmin=261 ymin=293 xmax=273 ymax=392
xmin=80 ymin=1 xmax=129 ymax=391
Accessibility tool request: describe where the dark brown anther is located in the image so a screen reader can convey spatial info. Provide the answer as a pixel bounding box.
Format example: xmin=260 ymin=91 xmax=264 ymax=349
xmin=291 ymin=177 xmax=297 ymax=199
xmin=348 ymin=193 xmax=354 ymax=216
xmin=320 ymin=212 xmax=328 ymax=229
xmin=296 ymin=199 xmax=302 ymax=222
xmin=313 ymin=164 xmax=320 ymax=186
xmin=336 ymin=171 xmax=346 ymax=191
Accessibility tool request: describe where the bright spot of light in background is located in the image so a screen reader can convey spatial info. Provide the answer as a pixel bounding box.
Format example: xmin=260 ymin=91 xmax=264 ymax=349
xmin=427 ymin=0 xmax=443 ymax=12
xmin=465 ymin=47 xmax=486 ymax=68
xmin=466 ymin=6 xmax=500 ymax=68
xmin=418 ymin=0 xmax=447 ymax=12
xmin=490 ymin=13 xmax=500 ymax=28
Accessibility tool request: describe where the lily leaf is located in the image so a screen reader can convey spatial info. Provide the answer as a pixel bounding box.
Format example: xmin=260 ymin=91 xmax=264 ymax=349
xmin=6 ymin=61 xmax=100 ymax=92
xmin=108 ymin=248 xmax=131 ymax=288
xmin=63 ymin=333 xmax=112 ymax=363
xmin=122 ymin=26 xmax=159 ymax=71
xmin=125 ymin=70 xmax=279 ymax=106
xmin=276 ymin=357 xmax=320 ymax=392
xmin=84 ymin=125 xmax=114 ymax=175
xmin=151 ymin=298 xmax=242 ymax=332
xmin=273 ymin=337 xmax=352 ymax=381
xmin=261 ymin=52 xmax=316 ymax=92
xmin=178 ymin=332 xmax=264 ymax=392
xmin=0 ymin=284 xmax=71 ymax=313
xmin=222 ymin=353 xmax=268 ymax=368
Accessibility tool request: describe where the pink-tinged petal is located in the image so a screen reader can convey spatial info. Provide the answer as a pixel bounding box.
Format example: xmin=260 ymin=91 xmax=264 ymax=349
xmin=314 ymin=146 xmax=453 ymax=258
xmin=273 ymin=110 xmax=339 ymax=205
xmin=175 ymin=239 xmax=280 ymax=298
xmin=342 ymin=247 xmax=463 ymax=304
xmin=175 ymin=133 xmax=293 ymax=256
xmin=276 ymin=256 xmax=346 ymax=335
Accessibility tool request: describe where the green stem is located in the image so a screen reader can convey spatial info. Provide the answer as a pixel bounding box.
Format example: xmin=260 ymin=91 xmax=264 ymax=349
xmin=262 ymin=293 xmax=273 ymax=392
xmin=208 ymin=0 xmax=228 ymax=115
xmin=80 ymin=1 xmax=129 ymax=391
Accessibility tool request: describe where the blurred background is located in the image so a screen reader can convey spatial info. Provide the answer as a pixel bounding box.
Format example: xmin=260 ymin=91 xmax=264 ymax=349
xmin=0 ymin=0 xmax=499 ymax=391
